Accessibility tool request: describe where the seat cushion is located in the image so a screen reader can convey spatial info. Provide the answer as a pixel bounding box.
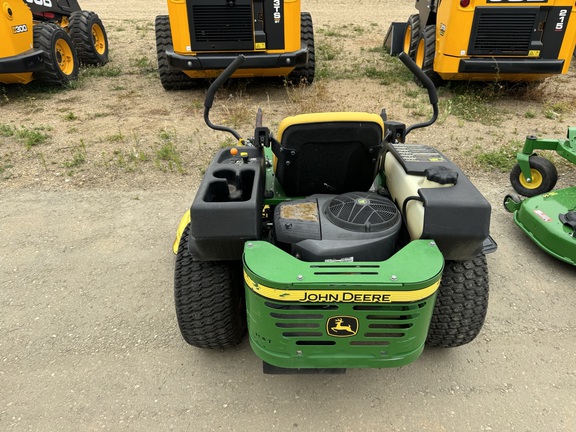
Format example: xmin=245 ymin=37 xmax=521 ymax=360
xmin=274 ymin=112 xmax=385 ymax=196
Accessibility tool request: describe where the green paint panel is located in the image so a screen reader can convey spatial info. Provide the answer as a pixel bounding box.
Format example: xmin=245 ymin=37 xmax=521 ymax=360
xmin=246 ymin=287 xmax=437 ymax=369
xmin=244 ymin=240 xmax=444 ymax=290
xmin=243 ymin=240 xmax=444 ymax=368
xmin=514 ymin=187 xmax=576 ymax=265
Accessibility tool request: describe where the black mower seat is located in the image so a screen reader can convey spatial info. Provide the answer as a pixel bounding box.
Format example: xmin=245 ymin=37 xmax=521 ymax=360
xmin=273 ymin=112 xmax=385 ymax=196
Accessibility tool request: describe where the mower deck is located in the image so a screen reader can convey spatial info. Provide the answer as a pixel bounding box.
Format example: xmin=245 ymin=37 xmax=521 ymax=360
xmin=510 ymin=187 xmax=576 ymax=266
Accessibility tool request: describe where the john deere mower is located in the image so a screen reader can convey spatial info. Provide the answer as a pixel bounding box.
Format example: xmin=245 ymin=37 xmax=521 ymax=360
xmin=384 ymin=0 xmax=576 ymax=86
xmin=0 ymin=0 xmax=108 ymax=86
xmin=155 ymin=0 xmax=315 ymax=90
xmin=504 ymin=129 xmax=576 ymax=266
xmin=172 ymin=52 xmax=496 ymax=373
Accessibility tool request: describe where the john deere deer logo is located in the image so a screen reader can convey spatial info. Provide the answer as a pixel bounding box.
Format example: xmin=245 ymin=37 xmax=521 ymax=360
xmin=327 ymin=316 xmax=358 ymax=337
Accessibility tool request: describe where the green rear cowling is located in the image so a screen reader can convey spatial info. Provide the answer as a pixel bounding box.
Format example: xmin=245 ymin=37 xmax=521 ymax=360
xmin=243 ymin=240 xmax=444 ymax=369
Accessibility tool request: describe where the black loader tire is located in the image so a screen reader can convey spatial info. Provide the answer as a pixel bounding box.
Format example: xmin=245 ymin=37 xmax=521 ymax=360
xmin=414 ymin=25 xmax=443 ymax=88
xmin=510 ymin=156 xmax=558 ymax=197
xmin=174 ymin=224 xmax=246 ymax=348
xmin=426 ymin=255 xmax=489 ymax=348
xmin=69 ymin=11 xmax=109 ymax=66
xmin=155 ymin=15 xmax=195 ymax=90
xmin=403 ymin=14 xmax=420 ymax=60
xmin=287 ymin=12 xmax=315 ymax=85
xmin=33 ymin=23 xmax=79 ymax=85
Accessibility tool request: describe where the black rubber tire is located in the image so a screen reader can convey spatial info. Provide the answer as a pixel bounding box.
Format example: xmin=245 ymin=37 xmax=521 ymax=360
xmin=510 ymin=156 xmax=558 ymax=197
xmin=414 ymin=25 xmax=443 ymax=88
xmin=155 ymin=15 xmax=196 ymax=90
xmin=69 ymin=11 xmax=109 ymax=66
xmin=174 ymin=224 xmax=246 ymax=348
xmin=287 ymin=12 xmax=315 ymax=85
xmin=33 ymin=23 xmax=79 ymax=85
xmin=403 ymin=14 xmax=420 ymax=60
xmin=426 ymin=255 xmax=489 ymax=348
xmin=503 ymin=193 xmax=521 ymax=213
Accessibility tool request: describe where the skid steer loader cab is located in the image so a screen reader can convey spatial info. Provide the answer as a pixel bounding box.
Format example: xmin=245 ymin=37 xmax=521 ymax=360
xmin=24 ymin=0 xmax=79 ymax=17
xmin=156 ymin=0 xmax=315 ymax=89
xmin=387 ymin=0 xmax=576 ymax=85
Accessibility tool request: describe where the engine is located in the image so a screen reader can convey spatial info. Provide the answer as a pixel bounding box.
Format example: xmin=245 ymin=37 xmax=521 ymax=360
xmin=274 ymin=192 xmax=402 ymax=262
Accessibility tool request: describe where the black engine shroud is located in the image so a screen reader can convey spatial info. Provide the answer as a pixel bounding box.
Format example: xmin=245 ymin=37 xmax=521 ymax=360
xmin=274 ymin=192 xmax=402 ymax=262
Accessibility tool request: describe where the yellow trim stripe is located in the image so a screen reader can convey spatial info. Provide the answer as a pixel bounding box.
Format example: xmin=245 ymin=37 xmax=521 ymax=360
xmin=172 ymin=210 xmax=191 ymax=255
xmin=244 ymin=271 xmax=440 ymax=303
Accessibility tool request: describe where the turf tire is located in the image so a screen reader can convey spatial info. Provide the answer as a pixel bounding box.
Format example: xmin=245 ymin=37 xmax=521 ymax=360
xmin=69 ymin=11 xmax=109 ymax=66
xmin=174 ymin=224 xmax=246 ymax=348
xmin=426 ymin=255 xmax=489 ymax=348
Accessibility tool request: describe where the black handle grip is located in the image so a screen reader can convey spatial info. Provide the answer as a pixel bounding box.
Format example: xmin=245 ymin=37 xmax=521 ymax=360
xmin=398 ymin=51 xmax=438 ymax=105
xmin=204 ymin=55 xmax=246 ymax=109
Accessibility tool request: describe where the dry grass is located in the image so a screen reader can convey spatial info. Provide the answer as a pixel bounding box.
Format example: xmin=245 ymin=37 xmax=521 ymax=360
xmin=1 ymin=3 xmax=575 ymax=189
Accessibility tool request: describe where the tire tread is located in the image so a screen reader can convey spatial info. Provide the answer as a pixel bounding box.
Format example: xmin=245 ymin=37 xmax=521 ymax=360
xmin=155 ymin=15 xmax=196 ymax=90
xmin=69 ymin=10 xmax=109 ymax=66
xmin=174 ymin=225 xmax=246 ymax=348
xmin=426 ymin=255 xmax=489 ymax=348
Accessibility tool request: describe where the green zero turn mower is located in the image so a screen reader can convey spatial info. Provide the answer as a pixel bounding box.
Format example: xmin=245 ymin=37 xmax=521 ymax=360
xmin=173 ymin=52 xmax=496 ymax=373
xmin=504 ymin=128 xmax=576 ymax=266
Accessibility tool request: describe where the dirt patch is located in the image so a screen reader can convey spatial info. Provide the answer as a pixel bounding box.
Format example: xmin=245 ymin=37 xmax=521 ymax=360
xmin=1 ymin=0 xmax=575 ymax=191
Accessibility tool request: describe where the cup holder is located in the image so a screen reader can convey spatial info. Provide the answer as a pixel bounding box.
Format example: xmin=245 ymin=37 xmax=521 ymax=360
xmin=204 ymin=169 xmax=255 ymax=202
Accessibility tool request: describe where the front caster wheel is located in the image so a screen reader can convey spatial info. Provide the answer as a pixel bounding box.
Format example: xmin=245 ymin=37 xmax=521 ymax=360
xmin=510 ymin=156 xmax=557 ymax=197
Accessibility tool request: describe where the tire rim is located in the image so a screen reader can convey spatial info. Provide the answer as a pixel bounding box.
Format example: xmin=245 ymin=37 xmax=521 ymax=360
xmin=55 ymin=38 xmax=75 ymax=75
xmin=518 ymin=169 xmax=543 ymax=189
xmin=403 ymin=26 xmax=412 ymax=53
xmin=92 ymin=23 xmax=106 ymax=55
xmin=415 ymin=39 xmax=425 ymax=68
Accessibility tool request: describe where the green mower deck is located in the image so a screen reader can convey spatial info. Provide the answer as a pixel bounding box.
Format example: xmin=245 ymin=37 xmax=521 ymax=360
xmin=506 ymin=188 xmax=576 ymax=266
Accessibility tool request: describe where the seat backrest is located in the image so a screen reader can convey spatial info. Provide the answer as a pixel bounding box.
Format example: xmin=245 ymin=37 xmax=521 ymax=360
xmin=273 ymin=112 xmax=385 ymax=196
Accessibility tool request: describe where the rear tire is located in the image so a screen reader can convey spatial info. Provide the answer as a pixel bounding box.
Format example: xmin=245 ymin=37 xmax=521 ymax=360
xmin=155 ymin=15 xmax=196 ymax=90
xmin=34 ymin=23 xmax=79 ymax=86
xmin=414 ymin=25 xmax=442 ymax=88
xmin=69 ymin=11 xmax=109 ymax=66
xmin=174 ymin=224 xmax=246 ymax=348
xmin=403 ymin=14 xmax=420 ymax=60
xmin=426 ymin=255 xmax=489 ymax=348
xmin=510 ymin=156 xmax=558 ymax=197
xmin=287 ymin=12 xmax=315 ymax=85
